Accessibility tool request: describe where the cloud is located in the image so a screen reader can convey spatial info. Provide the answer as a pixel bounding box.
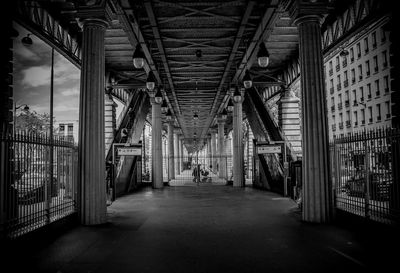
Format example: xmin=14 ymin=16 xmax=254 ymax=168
xmin=54 ymin=104 xmax=79 ymax=112
xmin=14 ymin=44 xmax=41 ymax=62
xmin=60 ymin=88 xmax=79 ymax=96
xmin=21 ymin=66 xmax=51 ymax=87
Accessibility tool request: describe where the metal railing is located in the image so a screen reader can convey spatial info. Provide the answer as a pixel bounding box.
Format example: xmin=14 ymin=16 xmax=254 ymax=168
xmin=330 ymin=127 xmax=400 ymax=224
xmin=1 ymin=131 xmax=78 ymax=238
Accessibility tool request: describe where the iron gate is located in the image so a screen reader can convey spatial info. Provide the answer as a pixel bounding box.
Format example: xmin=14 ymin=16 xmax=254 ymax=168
xmin=331 ymin=128 xmax=400 ymax=224
xmin=1 ymin=131 xmax=78 ymax=238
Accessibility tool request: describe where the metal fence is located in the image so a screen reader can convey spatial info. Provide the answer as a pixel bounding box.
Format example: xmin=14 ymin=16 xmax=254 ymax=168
xmin=330 ymin=128 xmax=400 ymax=224
xmin=1 ymin=131 xmax=78 ymax=238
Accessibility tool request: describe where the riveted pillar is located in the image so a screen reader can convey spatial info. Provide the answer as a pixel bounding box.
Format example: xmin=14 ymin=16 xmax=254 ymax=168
xmin=167 ymin=121 xmax=174 ymax=180
xmin=174 ymin=130 xmax=180 ymax=176
xmin=151 ymin=98 xmax=163 ymax=189
xmin=233 ymin=89 xmax=244 ymax=187
xmin=291 ymin=1 xmax=333 ymax=223
xmin=79 ymin=18 xmax=109 ymax=225
xmin=211 ymin=131 xmax=217 ymax=172
xmin=217 ymin=118 xmax=226 ymax=179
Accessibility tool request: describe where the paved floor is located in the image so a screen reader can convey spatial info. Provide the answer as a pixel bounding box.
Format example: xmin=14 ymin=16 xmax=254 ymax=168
xmin=3 ymin=184 xmax=399 ymax=273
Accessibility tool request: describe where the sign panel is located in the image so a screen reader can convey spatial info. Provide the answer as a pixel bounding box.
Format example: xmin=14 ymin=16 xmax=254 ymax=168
xmin=257 ymin=145 xmax=282 ymax=154
xmin=117 ymin=147 xmax=141 ymax=156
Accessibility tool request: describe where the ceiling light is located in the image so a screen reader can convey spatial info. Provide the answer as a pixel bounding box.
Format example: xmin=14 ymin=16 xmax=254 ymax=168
xmin=132 ymin=44 xmax=145 ymax=69
xmin=243 ymin=70 xmax=252 ymax=89
xmin=154 ymin=87 xmax=163 ymax=104
xmin=146 ymin=71 xmax=156 ymax=91
xmin=227 ymin=98 xmax=234 ymax=112
xmin=233 ymin=86 xmax=242 ymax=103
xmin=257 ymin=42 xmax=270 ymax=68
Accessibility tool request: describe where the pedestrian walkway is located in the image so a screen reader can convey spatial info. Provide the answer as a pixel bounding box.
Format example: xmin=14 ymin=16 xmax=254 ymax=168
xmin=3 ymin=185 xmax=399 ymax=273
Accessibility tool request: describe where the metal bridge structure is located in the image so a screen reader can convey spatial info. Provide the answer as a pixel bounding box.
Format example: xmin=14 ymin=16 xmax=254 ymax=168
xmin=1 ymin=0 xmax=399 ymax=236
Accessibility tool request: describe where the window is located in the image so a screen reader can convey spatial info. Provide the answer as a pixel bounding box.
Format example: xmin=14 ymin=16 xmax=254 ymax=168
xmin=329 ymin=61 xmax=333 ymax=75
xmin=361 ymin=109 xmax=365 ymax=124
xmin=385 ymin=101 xmax=391 ymax=119
xmin=375 ymin=79 xmax=380 ymax=96
xmin=382 ymin=50 xmax=388 ymax=68
xmin=339 ymin=113 xmax=343 ymax=129
xmin=345 ymin=90 xmax=349 ymax=106
xmin=336 ymin=56 xmax=340 ymax=71
xmin=358 ymin=64 xmax=363 ymax=80
xmin=338 ymin=94 xmax=342 ymax=109
xmin=351 ymin=69 xmax=355 ymax=84
xmin=354 ymin=111 xmax=358 ymax=126
xmin=352 ymin=89 xmax=357 ymax=105
xmin=350 ymin=48 xmax=354 ymax=62
xmin=346 ymin=111 xmax=351 ymax=127
xmin=372 ymin=31 xmax=377 ymax=48
xmin=373 ymin=55 xmax=378 ymax=72
xmin=330 ymin=79 xmax=334 ymax=93
xmin=376 ymin=104 xmax=381 ymax=121
xmin=331 ymin=97 xmax=335 ymax=112
xmin=367 ymin=84 xmax=371 ymax=99
xmin=368 ymin=106 xmax=373 ymax=123
xmin=337 ymin=75 xmax=341 ymax=90
xmin=365 ymin=60 xmax=370 ymax=76
xmin=344 ymin=71 xmax=348 ymax=87
xmin=381 ymin=27 xmax=386 ymax=42
xmin=356 ymin=42 xmax=361 ymax=58
xmin=60 ymin=125 xmax=65 ymax=132
xmin=384 ymin=75 xmax=390 ymax=93
xmin=68 ymin=124 xmax=73 ymax=132
xmin=364 ymin=37 xmax=369 ymax=54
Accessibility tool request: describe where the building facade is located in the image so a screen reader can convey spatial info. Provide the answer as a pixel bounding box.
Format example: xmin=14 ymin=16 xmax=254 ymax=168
xmin=325 ymin=16 xmax=392 ymax=139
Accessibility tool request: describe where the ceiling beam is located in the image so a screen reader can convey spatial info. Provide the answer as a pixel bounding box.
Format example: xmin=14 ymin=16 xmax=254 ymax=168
xmin=216 ymin=0 xmax=282 ymax=116
xmin=144 ymin=0 xmax=182 ymax=116
xmin=202 ymin=0 xmax=255 ymax=140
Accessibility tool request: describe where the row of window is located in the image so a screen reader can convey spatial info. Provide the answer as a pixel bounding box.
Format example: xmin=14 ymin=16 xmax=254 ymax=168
xmin=330 ymin=76 xmax=390 ymax=112
xmin=328 ymin=50 xmax=388 ymax=93
xmin=331 ymin=101 xmax=391 ymax=131
xmin=327 ymin=26 xmax=388 ymax=74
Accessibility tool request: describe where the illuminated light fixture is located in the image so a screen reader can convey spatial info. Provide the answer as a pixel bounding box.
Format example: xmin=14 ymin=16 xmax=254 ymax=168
xmin=166 ymin=109 xmax=172 ymax=121
xmin=132 ymin=44 xmax=145 ymax=69
xmin=21 ymin=34 xmax=33 ymax=46
xmin=146 ymin=71 xmax=156 ymax=91
xmin=233 ymin=86 xmax=242 ymax=103
xmin=154 ymin=87 xmax=163 ymax=104
xmin=227 ymin=98 xmax=234 ymax=112
xmin=243 ymin=70 xmax=252 ymax=89
xmin=257 ymin=42 xmax=270 ymax=68
xmin=221 ymin=108 xmax=228 ymax=120
xmin=161 ymin=99 xmax=168 ymax=113
xmin=193 ymin=112 xmax=199 ymax=120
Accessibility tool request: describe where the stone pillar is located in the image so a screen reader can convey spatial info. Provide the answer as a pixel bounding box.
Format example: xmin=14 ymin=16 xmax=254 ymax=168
xmin=278 ymin=88 xmax=302 ymax=155
xmin=179 ymin=136 xmax=184 ymax=172
xmin=174 ymin=130 xmax=180 ymax=176
xmin=211 ymin=131 xmax=217 ymax=172
xmin=167 ymin=122 xmax=175 ymax=180
xmin=206 ymin=135 xmax=212 ymax=169
xmin=151 ymin=98 xmax=163 ymax=188
xmin=291 ymin=2 xmax=332 ymax=223
xmin=233 ymin=90 xmax=244 ymax=187
xmin=104 ymin=93 xmax=117 ymax=156
xmin=79 ymin=18 xmax=108 ymax=225
xmin=217 ymin=118 xmax=226 ymax=179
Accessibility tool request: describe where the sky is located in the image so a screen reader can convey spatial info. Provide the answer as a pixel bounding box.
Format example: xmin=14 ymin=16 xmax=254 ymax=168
xmin=13 ymin=22 xmax=80 ymax=125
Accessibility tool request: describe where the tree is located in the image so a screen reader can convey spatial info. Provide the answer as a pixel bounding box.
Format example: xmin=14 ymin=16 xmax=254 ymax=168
xmin=15 ymin=111 xmax=52 ymax=135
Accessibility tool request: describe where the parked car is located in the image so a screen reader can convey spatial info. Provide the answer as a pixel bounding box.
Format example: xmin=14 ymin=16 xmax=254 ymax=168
xmin=12 ymin=163 xmax=58 ymax=204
